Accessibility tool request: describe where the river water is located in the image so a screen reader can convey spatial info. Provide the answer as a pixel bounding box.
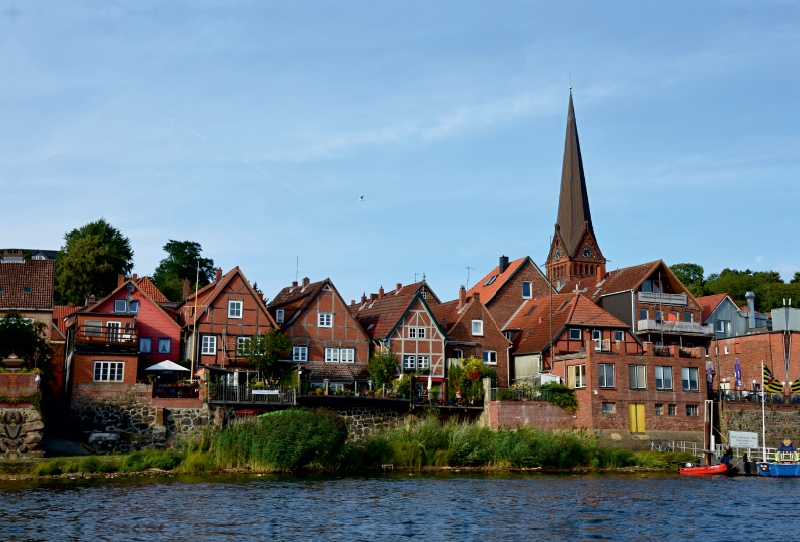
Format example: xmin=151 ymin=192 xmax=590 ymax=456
xmin=0 ymin=473 xmax=797 ymax=540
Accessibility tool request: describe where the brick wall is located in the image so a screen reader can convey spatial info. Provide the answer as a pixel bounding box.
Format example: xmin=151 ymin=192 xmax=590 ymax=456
xmin=711 ymin=331 xmax=800 ymax=393
xmin=71 ymin=353 xmax=139 ymax=386
xmin=486 ymin=260 xmax=552 ymax=327
xmin=488 ymin=401 xmax=575 ymax=430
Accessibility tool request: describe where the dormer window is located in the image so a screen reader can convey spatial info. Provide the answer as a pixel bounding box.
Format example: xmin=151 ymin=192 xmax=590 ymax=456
xmin=275 ymin=309 xmax=284 ymax=323
xmin=114 ymin=300 xmax=127 ymax=313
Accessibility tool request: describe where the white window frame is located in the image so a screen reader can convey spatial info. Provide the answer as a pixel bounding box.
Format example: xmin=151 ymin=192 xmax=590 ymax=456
xmin=684 ymin=312 xmax=693 ymax=323
xmin=453 ymin=349 xmax=464 ymax=359
xmin=655 ymin=366 xmax=673 ymax=390
xmin=93 ymin=361 xmax=124 ymax=382
xmin=129 ymin=300 xmax=139 ymax=314
xmin=522 ymin=281 xmax=532 ymax=299
xmin=591 ymin=329 xmax=602 ymax=340
xmin=629 ymin=364 xmax=647 ymax=389
xmin=686 ymin=404 xmax=699 ymax=417
xmin=568 ymin=328 xmax=582 ymax=340
xmin=85 ymin=320 xmax=103 ymax=338
xmin=682 ymin=367 xmax=699 ymax=391
xmin=724 ymin=345 xmax=729 ymax=355
xmin=318 ymin=312 xmax=333 ymax=328
xmin=114 ymin=299 xmax=127 ymax=313
xmin=201 ymin=335 xmax=217 ymax=355
xmin=236 ymin=337 xmax=249 ymax=355
xmin=409 ymin=328 xmax=417 ymax=338
xmin=417 ymin=327 xmax=425 ymax=339
xmin=292 ymin=346 xmax=308 ymax=362
xmin=568 ymin=364 xmax=586 ymax=389
xmin=598 ymin=363 xmax=615 ymax=388
xmin=716 ymin=320 xmax=727 ymax=333
xmin=417 ymin=355 xmax=429 ymax=370
xmin=614 ymin=330 xmax=624 ymax=342
xmin=157 ymin=337 xmax=171 ymax=354
xmin=106 ymin=321 xmax=121 ymax=342
xmin=275 ymin=309 xmax=284 ymax=323
xmin=325 ymin=347 xmax=339 ymax=363
xmin=403 ymin=355 xmax=416 ymax=371
xmin=228 ymin=300 xmax=243 ymax=319
xmin=340 ymin=348 xmax=355 ymax=363
xmin=472 ymin=320 xmax=484 ymax=336
xmin=139 ymin=337 xmax=152 ymax=354
xmin=483 ymin=351 xmax=497 ymax=365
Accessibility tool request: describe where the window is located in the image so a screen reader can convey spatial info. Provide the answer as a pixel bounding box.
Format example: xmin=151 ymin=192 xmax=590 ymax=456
xmin=568 ymin=328 xmax=582 ymax=340
xmin=421 ymin=291 xmax=427 ymax=299
xmin=472 ymin=320 xmax=484 ymax=336
xmin=614 ymin=330 xmax=624 ymax=342
xmin=417 ymin=328 xmax=425 ymax=339
xmin=668 ymin=404 xmax=676 ymax=416
xmin=684 ymin=312 xmax=692 ymax=323
xmin=724 ymin=345 xmax=729 ymax=355
xmin=602 ymin=402 xmax=615 ymax=414
xmin=275 ymin=309 xmax=284 ymax=323
xmin=591 ymin=329 xmax=602 ymax=340
xmin=236 ymin=337 xmax=249 ymax=354
xmin=716 ymin=320 xmax=727 ymax=333
xmin=22 ymin=286 xmax=33 ymax=294
xmin=654 ymin=310 xmax=662 ymax=321
xmin=655 ymin=366 xmax=673 ymax=390
xmin=318 ymin=312 xmax=333 ymax=327
xmin=404 ymin=355 xmax=416 ymax=371
xmin=158 ymin=338 xmax=171 ymax=354
xmin=139 ymin=337 xmax=152 ymax=353
xmin=453 ymin=349 xmax=464 ymax=359
xmin=639 ymin=309 xmax=648 ymax=320
xmin=228 ymin=300 xmax=243 ymax=318
xmin=201 ymin=335 xmax=216 ymax=355
xmin=325 ymin=348 xmax=339 ymax=363
xmin=483 ymin=351 xmax=497 ymax=364
xmin=292 ymin=346 xmax=308 ymax=362
xmin=106 ymin=322 xmax=121 ymax=342
xmin=522 ymin=281 xmax=532 ymax=299
xmin=409 ymin=327 xmax=426 ymax=339
xmin=485 ymin=275 xmax=498 ymax=286
xmin=655 ymin=404 xmax=664 ymax=415
xmin=94 ymin=361 xmax=124 ymax=382
xmin=417 ymin=356 xmax=429 ymax=369
xmin=129 ymin=301 xmax=139 ymax=314
xmin=85 ymin=320 xmax=103 ymax=337
xmin=114 ymin=299 xmax=127 ymax=313
xmin=682 ymin=367 xmax=699 ymax=391
xmin=598 ymin=364 xmax=615 ymax=388
xmin=568 ymin=364 xmax=586 ymax=389
xmin=340 ymin=348 xmax=355 ymax=363
xmin=686 ymin=405 xmax=698 ymax=417
xmin=629 ymin=365 xmax=646 ymax=389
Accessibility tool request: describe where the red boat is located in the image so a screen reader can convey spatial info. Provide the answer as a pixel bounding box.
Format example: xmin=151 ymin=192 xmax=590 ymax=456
xmin=679 ymin=463 xmax=732 ymax=476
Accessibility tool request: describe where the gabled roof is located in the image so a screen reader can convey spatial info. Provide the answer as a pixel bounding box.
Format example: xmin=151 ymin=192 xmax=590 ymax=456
xmin=351 ymin=291 xmax=445 ymax=340
xmin=268 ymin=279 xmax=327 ymax=310
xmin=0 ymin=259 xmax=54 ymax=310
xmin=386 ymin=281 xmax=441 ymax=304
xmin=432 ymin=296 xmax=511 ymax=346
xmin=504 ymin=293 xmax=628 ymax=355
xmin=136 ymin=276 xmax=169 ymax=304
xmin=83 ymin=277 xmax=180 ymax=329
xmin=696 ymin=293 xmax=738 ymax=322
xmin=467 ymin=256 xmax=553 ymax=305
xmin=53 ymin=305 xmax=83 ymax=335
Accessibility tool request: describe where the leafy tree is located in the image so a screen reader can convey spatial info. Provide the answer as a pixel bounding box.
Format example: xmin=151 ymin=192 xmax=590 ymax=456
xmin=704 ymin=268 xmax=798 ymax=312
xmin=670 ymin=263 xmax=706 ymax=297
xmin=56 ymin=219 xmax=133 ymax=304
xmin=0 ymin=312 xmax=52 ymax=371
xmin=367 ymin=350 xmax=399 ymax=390
xmin=152 ymin=240 xmax=215 ymax=302
xmin=238 ymin=329 xmax=293 ymax=377
xmin=791 ymin=272 xmax=800 ymax=285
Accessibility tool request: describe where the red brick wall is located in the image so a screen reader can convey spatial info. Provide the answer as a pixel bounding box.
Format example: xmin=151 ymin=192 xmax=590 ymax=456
xmin=485 ymin=260 xmax=552 ymax=327
xmin=71 ymin=353 xmax=139 ymax=386
xmin=488 ymin=401 xmax=575 ymax=429
xmin=389 ymin=298 xmax=446 ymax=378
xmin=712 ymin=331 xmax=800 ymax=392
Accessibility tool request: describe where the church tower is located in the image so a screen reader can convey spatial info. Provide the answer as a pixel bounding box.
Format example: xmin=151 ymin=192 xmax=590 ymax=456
xmin=545 ymin=92 xmax=606 ymax=283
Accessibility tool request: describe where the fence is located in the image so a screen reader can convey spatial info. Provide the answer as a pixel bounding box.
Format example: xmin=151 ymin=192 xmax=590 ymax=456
xmin=718 ymin=390 xmax=794 ymax=404
xmin=208 ymin=384 xmax=296 ymax=405
xmin=490 ymin=386 xmax=559 ymax=403
xmin=713 ymin=443 xmax=777 ymax=462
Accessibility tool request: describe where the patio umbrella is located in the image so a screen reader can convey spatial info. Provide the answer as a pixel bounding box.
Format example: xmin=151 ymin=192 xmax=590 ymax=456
xmin=734 ymin=358 xmax=742 ymax=388
xmin=145 ymin=360 xmax=190 ymax=371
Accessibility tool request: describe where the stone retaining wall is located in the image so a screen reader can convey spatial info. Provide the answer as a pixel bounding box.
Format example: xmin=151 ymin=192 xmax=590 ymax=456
xmin=722 ymin=404 xmax=800 ymax=448
xmin=328 ymin=406 xmax=413 ymax=440
xmin=0 ymin=408 xmax=44 ymax=458
xmin=487 ymin=401 xmax=575 ymax=430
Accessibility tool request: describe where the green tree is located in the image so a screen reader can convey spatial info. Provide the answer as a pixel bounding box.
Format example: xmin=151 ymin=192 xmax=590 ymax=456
xmin=791 ymin=272 xmax=800 ymax=285
xmin=670 ymin=263 xmax=706 ymax=297
xmin=367 ymin=350 xmax=399 ymax=390
xmin=0 ymin=312 xmax=52 ymax=370
xmin=705 ymin=268 xmax=793 ymax=312
xmin=152 ymin=240 xmax=215 ymax=302
xmin=238 ymin=329 xmax=292 ymax=377
xmin=55 ymin=219 xmax=133 ymax=304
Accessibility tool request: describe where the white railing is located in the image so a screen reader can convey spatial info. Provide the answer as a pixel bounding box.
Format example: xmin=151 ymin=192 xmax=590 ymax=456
xmin=638 ymin=292 xmax=688 ymax=306
xmin=714 ymin=443 xmax=777 ymax=462
xmin=636 ymin=319 xmax=713 ymax=335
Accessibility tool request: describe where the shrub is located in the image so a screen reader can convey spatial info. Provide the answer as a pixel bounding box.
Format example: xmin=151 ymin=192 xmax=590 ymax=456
xmin=538 ymin=382 xmax=579 ymax=412
xmin=78 ymin=456 xmax=101 ymax=473
xmin=497 ymin=389 xmax=514 ymax=401
xmin=120 ymin=450 xmax=184 ymax=472
xmin=34 ymin=460 xmax=64 ymax=476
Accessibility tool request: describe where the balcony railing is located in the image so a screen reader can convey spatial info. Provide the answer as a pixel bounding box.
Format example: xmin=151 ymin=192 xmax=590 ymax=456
xmin=636 ymin=319 xmax=712 ymax=336
xmin=208 ymin=384 xmax=296 ymax=405
xmin=719 ymin=390 xmax=799 ymax=404
xmin=638 ymin=291 xmax=688 ymax=306
xmin=75 ymin=325 xmax=138 ymax=345
xmin=593 ymin=339 xmax=611 ymax=352
xmin=152 ymin=383 xmax=200 ymax=399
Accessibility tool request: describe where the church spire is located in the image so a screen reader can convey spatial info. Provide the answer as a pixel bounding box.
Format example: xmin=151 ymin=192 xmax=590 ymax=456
xmin=556 ymin=92 xmax=593 ymax=256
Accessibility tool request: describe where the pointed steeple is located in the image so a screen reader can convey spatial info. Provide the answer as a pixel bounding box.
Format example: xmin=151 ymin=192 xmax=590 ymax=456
xmin=556 ymin=92 xmax=593 ymax=256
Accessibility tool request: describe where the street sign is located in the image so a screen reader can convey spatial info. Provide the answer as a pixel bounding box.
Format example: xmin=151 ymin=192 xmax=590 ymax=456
xmin=729 ymin=431 xmax=759 ymax=448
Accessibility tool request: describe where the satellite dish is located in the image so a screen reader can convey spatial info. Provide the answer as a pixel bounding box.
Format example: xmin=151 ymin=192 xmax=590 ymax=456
xmin=126 ymin=293 xmax=134 ymax=302
xmin=126 ymin=282 xmax=135 ymax=293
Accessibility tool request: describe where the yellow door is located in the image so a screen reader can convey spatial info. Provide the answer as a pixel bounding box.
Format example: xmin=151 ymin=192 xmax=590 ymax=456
xmin=628 ymin=403 xmax=646 ymax=433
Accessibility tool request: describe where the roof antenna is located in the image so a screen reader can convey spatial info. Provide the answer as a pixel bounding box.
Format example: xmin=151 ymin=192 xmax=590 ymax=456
xmin=295 ymin=256 xmax=298 ymax=283
xmin=465 ymin=267 xmax=475 ymax=290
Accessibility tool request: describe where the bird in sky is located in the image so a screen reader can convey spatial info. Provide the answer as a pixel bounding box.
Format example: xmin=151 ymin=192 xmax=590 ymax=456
xmin=359 ymin=196 xmax=364 ymax=201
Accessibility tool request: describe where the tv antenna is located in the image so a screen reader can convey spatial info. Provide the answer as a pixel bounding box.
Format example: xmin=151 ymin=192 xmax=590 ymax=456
xmin=465 ymin=267 xmax=475 ymax=290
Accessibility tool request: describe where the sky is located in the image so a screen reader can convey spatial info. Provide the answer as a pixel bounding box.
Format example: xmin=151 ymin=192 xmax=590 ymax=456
xmin=2 ymin=1 xmax=799 ymax=302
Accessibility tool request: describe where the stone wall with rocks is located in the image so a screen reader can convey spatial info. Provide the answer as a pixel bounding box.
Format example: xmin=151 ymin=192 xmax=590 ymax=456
xmin=328 ymin=406 xmax=413 ymax=440
xmin=722 ymin=404 xmax=800 ymax=448
xmin=0 ymin=408 xmax=44 ymax=458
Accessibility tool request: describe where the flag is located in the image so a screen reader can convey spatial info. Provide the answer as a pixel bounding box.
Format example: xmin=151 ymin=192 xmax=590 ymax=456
xmin=792 ymin=378 xmax=800 ymax=394
xmin=763 ymin=365 xmax=783 ymax=394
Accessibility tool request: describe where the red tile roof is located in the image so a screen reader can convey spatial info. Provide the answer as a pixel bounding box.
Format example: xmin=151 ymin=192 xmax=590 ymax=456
xmin=430 ymin=299 xmax=461 ymax=333
xmin=467 ymin=257 xmax=529 ymax=304
xmin=53 ymin=305 xmax=82 ymax=335
xmin=181 ymin=267 xmax=276 ymax=329
xmin=696 ymin=293 xmax=735 ymax=322
xmin=300 ymin=362 xmax=370 ymax=381
xmin=269 ymin=279 xmax=327 ymax=308
xmin=350 ymin=293 xmax=418 ymax=339
xmin=136 ymin=276 xmax=169 ymax=304
xmin=0 ymin=260 xmax=54 ymax=310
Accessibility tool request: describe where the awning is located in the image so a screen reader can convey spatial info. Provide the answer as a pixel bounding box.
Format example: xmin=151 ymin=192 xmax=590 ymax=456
xmin=145 ymin=360 xmax=190 ymax=371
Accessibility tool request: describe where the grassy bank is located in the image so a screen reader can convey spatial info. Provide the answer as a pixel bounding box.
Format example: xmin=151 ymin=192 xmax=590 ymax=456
xmin=13 ymin=410 xmax=695 ymax=477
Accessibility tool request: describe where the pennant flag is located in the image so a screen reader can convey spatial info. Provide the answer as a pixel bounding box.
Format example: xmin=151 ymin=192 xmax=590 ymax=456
xmin=792 ymin=378 xmax=800 ymax=394
xmin=763 ymin=365 xmax=783 ymax=394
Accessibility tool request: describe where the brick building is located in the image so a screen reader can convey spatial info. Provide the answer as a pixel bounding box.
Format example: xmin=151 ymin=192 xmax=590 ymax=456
xmin=466 ymin=256 xmax=554 ymax=328
xmin=268 ymin=277 xmax=371 ymax=392
xmin=0 ymin=251 xmax=55 ymax=337
xmin=432 ymin=287 xmax=513 ymax=387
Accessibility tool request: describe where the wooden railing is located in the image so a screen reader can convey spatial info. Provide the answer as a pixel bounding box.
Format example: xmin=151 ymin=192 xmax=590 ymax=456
xmin=75 ymin=325 xmax=138 ymax=345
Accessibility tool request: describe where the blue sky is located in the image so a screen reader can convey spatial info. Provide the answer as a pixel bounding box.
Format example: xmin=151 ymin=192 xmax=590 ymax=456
xmin=2 ymin=1 xmax=799 ymax=302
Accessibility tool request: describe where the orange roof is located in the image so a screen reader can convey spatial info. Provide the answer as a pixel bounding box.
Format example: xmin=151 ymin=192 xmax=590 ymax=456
xmin=350 ymin=294 xmax=417 ymax=339
xmin=696 ymin=293 xmax=735 ymax=322
xmin=53 ymin=305 xmax=82 ymax=335
xmin=136 ymin=276 xmax=168 ymax=303
xmin=467 ymin=257 xmax=551 ymax=304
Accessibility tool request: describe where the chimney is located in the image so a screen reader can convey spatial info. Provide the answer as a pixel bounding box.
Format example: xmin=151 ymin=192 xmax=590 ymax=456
xmin=472 ymin=292 xmax=481 ymax=302
xmin=351 ymin=300 xmax=355 ymax=305
xmin=291 ymin=281 xmax=298 ymax=288
xmin=396 ymin=283 xmax=402 ymax=292
xmin=132 ymin=273 xmax=138 ymax=282
xmin=746 ymin=291 xmax=756 ymax=329
xmin=215 ymin=268 xmax=222 ymax=283
xmin=67 ymin=301 xmax=74 ymax=307
xmin=86 ymin=295 xmax=97 ymax=306
xmin=499 ymin=255 xmax=509 ymax=274
xmin=458 ymin=285 xmax=467 ymax=309
xmin=370 ymin=293 xmax=378 ymax=302
xmin=302 ymin=277 xmax=310 ymax=288
xmin=596 ymin=263 xmax=606 ymax=282
xmin=378 ymin=286 xmax=384 ymax=299
xmin=117 ymin=274 xmax=125 ymax=288
xmin=361 ymin=292 xmax=367 ymax=303
xmin=183 ymin=279 xmax=191 ymax=300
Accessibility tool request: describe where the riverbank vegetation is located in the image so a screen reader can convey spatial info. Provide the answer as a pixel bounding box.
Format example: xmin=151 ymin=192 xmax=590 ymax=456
xmin=17 ymin=409 xmax=695 ymax=478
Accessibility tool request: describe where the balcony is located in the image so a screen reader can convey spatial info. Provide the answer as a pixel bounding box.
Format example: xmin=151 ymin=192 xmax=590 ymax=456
xmin=208 ymin=384 xmax=296 ymax=405
xmin=636 ymin=319 xmax=712 ymax=336
xmin=637 ymin=291 xmax=687 ymax=306
xmin=75 ymin=325 xmax=138 ymax=345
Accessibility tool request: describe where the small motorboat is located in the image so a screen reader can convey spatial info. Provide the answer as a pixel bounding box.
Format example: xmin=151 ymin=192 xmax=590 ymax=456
xmin=679 ymin=463 xmax=732 ymax=476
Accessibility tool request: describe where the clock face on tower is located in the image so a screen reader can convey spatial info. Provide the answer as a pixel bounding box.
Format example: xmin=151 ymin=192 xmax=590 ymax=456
xmin=554 ymin=249 xmax=562 ymax=261
xmin=582 ymin=247 xmax=592 ymax=258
